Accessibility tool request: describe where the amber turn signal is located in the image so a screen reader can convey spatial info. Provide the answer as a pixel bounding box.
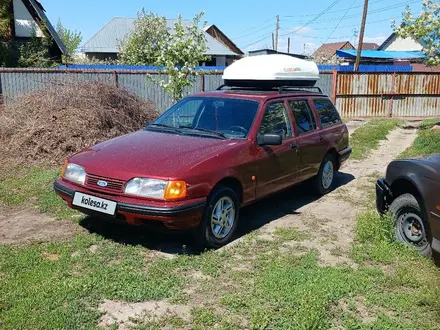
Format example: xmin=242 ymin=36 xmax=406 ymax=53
xmin=60 ymin=160 xmax=68 ymax=178
xmin=436 ymin=205 xmax=440 ymax=212
xmin=164 ymin=181 xmax=187 ymax=200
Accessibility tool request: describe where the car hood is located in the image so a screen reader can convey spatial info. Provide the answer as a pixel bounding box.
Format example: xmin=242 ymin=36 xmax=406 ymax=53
xmin=70 ymin=130 xmax=244 ymax=180
xmin=389 ymin=154 xmax=440 ymax=178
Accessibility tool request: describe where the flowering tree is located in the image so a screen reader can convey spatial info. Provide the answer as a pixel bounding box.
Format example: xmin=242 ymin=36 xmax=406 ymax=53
xmin=393 ymin=0 xmax=440 ymax=66
xmin=118 ymin=10 xmax=168 ymax=66
xmin=119 ymin=10 xmax=208 ymax=101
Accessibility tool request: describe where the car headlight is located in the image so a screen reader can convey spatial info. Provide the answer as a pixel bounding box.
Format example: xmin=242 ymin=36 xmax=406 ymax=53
xmin=62 ymin=163 xmax=86 ymax=185
xmin=124 ymin=178 xmax=187 ymax=200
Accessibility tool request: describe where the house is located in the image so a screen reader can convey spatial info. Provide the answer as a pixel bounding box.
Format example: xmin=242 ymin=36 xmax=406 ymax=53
xmin=248 ymin=49 xmax=307 ymax=59
xmin=0 ymin=0 xmax=68 ymax=62
xmin=313 ymin=41 xmax=355 ymax=63
xmin=82 ymin=18 xmax=242 ymax=66
xmin=204 ymin=24 xmax=243 ymax=57
xmin=378 ymin=32 xmax=425 ymax=51
xmin=361 ymin=43 xmax=379 ymax=50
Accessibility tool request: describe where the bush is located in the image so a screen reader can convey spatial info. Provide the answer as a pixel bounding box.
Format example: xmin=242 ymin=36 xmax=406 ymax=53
xmin=0 ymin=82 xmax=158 ymax=165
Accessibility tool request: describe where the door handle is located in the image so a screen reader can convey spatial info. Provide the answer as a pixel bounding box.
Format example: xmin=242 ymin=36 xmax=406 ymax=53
xmin=290 ymin=142 xmax=298 ymax=149
xmin=318 ymin=135 xmax=324 ymax=141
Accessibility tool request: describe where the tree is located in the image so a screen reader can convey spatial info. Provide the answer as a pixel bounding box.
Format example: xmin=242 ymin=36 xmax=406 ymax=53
xmin=18 ymin=31 xmax=56 ymax=67
xmin=393 ymin=0 xmax=440 ymax=66
xmin=118 ymin=10 xmax=168 ymax=65
xmin=155 ymin=13 xmax=209 ymax=101
xmin=56 ymin=20 xmax=82 ymax=58
xmin=119 ymin=10 xmax=209 ymax=101
xmin=0 ymin=0 xmax=12 ymax=42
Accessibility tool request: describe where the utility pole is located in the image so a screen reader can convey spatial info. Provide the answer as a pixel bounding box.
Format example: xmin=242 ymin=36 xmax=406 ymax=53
xmin=272 ymin=33 xmax=275 ymax=50
xmin=275 ymin=15 xmax=280 ymax=51
xmin=355 ymin=0 xmax=369 ymax=71
xmin=287 ymin=37 xmax=291 ymax=53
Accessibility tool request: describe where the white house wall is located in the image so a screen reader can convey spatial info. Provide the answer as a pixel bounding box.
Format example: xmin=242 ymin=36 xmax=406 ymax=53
xmin=13 ymin=0 xmax=44 ymax=38
xmin=382 ymin=35 xmax=423 ymax=51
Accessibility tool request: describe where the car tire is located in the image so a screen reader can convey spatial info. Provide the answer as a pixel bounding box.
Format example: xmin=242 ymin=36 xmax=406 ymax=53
xmin=315 ymin=153 xmax=336 ymax=195
xmin=195 ymin=185 xmax=240 ymax=249
xmin=390 ymin=193 xmax=432 ymax=257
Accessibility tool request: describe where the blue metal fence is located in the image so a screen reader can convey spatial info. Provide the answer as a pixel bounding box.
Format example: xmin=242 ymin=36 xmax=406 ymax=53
xmin=318 ymin=64 xmax=413 ymax=72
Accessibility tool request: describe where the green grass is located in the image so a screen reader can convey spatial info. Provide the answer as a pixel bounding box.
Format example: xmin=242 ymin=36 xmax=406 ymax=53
xmin=1 ymin=208 xmax=440 ymax=329
xmin=400 ymin=119 xmax=440 ymax=159
xmin=0 ymin=166 xmax=76 ymax=219
xmin=350 ymin=119 xmax=404 ymax=160
xmin=273 ymin=227 xmax=311 ymax=241
xmin=219 ymin=247 xmax=440 ymax=329
xmin=0 ymin=232 xmax=231 ymax=329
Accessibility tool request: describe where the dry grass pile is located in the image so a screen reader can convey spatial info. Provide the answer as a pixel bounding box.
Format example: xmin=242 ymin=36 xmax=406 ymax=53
xmin=0 ymin=82 xmax=158 ymax=165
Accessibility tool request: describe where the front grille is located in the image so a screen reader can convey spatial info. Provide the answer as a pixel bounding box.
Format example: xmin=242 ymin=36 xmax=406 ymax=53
xmin=86 ymin=174 xmax=125 ymax=193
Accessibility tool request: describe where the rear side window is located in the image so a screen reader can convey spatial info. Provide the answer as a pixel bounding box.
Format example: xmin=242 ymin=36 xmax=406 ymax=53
xmin=288 ymin=100 xmax=317 ymax=135
xmin=313 ymin=99 xmax=342 ymax=127
xmin=259 ymin=101 xmax=292 ymax=139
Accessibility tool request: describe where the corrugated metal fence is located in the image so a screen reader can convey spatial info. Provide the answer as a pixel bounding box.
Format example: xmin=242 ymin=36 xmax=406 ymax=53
xmin=0 ymin=69 xmax=439 ymax=117
xmin=335 ymin=72 xmax=440 ymax=117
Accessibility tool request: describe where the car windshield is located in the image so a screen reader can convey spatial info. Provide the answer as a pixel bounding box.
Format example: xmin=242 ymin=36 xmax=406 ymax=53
xmin=148 ymin=97 xmax=260 ymax=139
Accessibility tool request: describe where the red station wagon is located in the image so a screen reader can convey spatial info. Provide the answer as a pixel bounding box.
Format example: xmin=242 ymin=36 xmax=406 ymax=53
xmin=54 ymin=86 xmax=351 ymax=247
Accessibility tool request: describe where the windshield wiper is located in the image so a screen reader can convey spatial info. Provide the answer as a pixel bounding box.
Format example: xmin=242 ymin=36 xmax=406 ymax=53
xmin=182 ymin=127 xmax=229 ymax=139
xmin=147 ymin=123 xmax=181 ymax=132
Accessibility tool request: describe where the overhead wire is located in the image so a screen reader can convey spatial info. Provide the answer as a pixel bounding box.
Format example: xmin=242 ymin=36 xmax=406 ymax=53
xmin=322 ymin=0 xmax=358 ymax=44
xmin=231 ymin=16 xmax=277 ymax=39
xmin=283 ymin=0 xmax=385 ymax=18
xmin=281 ymin=0 xmax=420 ymax=25
xmin=279 ymin=0 xmax=342 ymax=38
xmin=233 ymin=22 xmax=276 ymax=40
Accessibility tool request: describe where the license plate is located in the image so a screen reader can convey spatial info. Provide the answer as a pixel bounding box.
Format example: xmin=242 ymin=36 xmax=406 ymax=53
xmin=72 ymin=192 xmax=117 ymax=216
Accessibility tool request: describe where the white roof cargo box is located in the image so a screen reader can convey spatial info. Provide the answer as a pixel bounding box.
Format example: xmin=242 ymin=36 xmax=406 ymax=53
xmin=222 ymin=54 xmax=319 ymax=88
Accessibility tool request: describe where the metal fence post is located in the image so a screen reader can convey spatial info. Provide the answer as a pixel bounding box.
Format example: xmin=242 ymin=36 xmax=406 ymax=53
xmin=113 ymin=71 xmax=119 ymax=88
xmin=331 ymin=68 xmax=338 ymax=104
xmin=388 ymin=72 xmax=397 ymax=117
xmin=200 ymin=74 xmax=205 ymax=92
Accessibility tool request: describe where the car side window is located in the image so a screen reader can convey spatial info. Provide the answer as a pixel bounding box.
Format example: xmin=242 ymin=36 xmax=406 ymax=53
xmin=288 ymin=100 xmax=317 ymax=135
xmin=259 ymin=101 xmax=292 ymax=139
xmin=313 ymin=99 xmax=342 ymax=128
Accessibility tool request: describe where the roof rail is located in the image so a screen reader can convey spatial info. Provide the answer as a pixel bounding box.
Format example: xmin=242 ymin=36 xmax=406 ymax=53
xmin=278 ymin=86 xmax=322 ymax=94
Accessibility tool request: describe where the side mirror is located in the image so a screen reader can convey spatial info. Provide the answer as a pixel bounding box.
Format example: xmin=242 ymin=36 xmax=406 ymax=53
xmin=257 ymin=134 xmax=282 ymax=146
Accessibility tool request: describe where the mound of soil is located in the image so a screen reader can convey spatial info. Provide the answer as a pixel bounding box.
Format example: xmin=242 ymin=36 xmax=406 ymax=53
xmin=0 ymin=82 xmax=158 ymax=165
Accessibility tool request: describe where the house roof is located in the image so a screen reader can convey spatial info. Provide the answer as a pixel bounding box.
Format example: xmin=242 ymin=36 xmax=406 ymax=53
xmin=82 ymin=17 xmax=239 ymax=56
xmin=313 ymin=41 xmax=354 ymax=57
xmin=204 ymin=24 xmax=243 ymax=55
xmin=336 ymin=49 xmax=425 ymax=60
xmin=361 ymin=43 xmax=379 ymax=50
xmin=23 ymin=0 xmax=68 ymax=56
xmin=378 ymin=33 xmax=396 ymax=50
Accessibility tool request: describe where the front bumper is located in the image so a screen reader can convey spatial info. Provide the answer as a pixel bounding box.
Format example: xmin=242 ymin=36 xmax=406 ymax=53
xmin=54 ymin=180 xmax=206 ymax=230
xmin=376 ymin=178 xmax=392 ymax=214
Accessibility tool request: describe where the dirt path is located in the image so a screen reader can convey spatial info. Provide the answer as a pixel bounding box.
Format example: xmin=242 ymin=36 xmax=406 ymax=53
xmin=0 ymin=206 xmax=83 ymax=244
xmin=346 ymin=119 xmax=367 ymax=136
xmin=250 ymin=126 xmax=418 ymax=265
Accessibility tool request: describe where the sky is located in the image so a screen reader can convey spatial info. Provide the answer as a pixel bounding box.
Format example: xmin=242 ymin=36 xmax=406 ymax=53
xmin=41 ymin=0 xmax=423 ymax=54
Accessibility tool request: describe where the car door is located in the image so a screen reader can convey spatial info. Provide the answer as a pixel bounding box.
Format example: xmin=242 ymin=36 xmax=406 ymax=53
xmin=255 ymin=100 xmax=300 ymax=198
xmin=287 ymin=98 xmax=327 ymax=181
